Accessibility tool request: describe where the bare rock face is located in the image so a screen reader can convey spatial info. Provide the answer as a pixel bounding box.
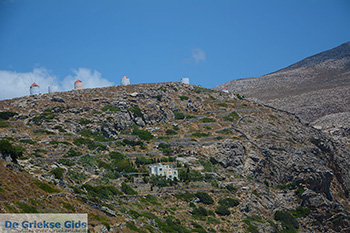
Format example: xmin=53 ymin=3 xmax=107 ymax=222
xmin=209 ymin=139 xmax=245 ymax=168
xmin=216 ymin=41 xmax=350 ymax=143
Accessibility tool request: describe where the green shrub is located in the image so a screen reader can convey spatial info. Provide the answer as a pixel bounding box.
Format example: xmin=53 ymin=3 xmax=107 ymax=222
xmin=195 ymin=192 xmax=214 ymax=205
xmin=128 ymin=106 xmax=143 ymax=117
xmin=109 ymin=152 xmax=126 ymax=161
xmin=217 ymin=103 xmax=228 ymax=107
xmin=66 ymin=148 xmax=82 ymax=157
xmin=166 ymin=129 xmax=177 ymax=135
xmin=174 ymin=112 xmax=185 ymax=120
xmin=223 ymin=111 xmax=240 ymax=122
xmin=192 ymin=206 xmax=208 ymax=217
xmin=19 ymin=139 xmax=36 ymax=144
xmin=15 ymin=202 xmax=38 ymax=213
xmin=158 ymin=143 xmax=173 ymax=155
xmin=192 ymin=131 xmax=210 ymax=138
xmin=0 ymin=121 xmax=10 ymax=128
xmin=60 ymin=201 xmax=75 ymax=211
xmin=82 ymin=184 xmax=122 ymax=199
xmin=30 ymin=111 xmax=56 ymax=124
xmin=149 ymin=175 xmax=169 ymax=187
xmin=291 ymin=206 xmax=310 ymax=218
xmin=102 ymin=105 xmax=121 ymax=112
xmin=0 ymin=140 xmax=25 ymax=163
xmin=132 ymin=126 xmax=154 ymax=141
xmin=33 ymin=182 xmax=60 ymax=193
xmin=235 ymin=94 xmax=243 ymax=100
xmin=218 ymin=198 xmax=239 ymax=208
xmin=175 ymin=192 xmax=196 ymax=202
xmin=215 ymin=205 xmax=230 ymax=216
xmin=68 ymin=170 xmax=86 ymax=182
xmin=0 ymin=111 xmax=17 ymax=120
xmin=274 ymin=210 xmax=299 ymax=232
xmin=135 ymin=156 xmax=154 ymax=166
xmin=208 ymin=95 xmax=216 ymax=100
xmin=49 ymin=167 xmax=65 ymax=179
xmin=79 ymin=118 xmax=92 ymax=125
xmin=121 ymin=182 xmax=137 ymax=195
xmin=179 ymin=95 xmax=189 ymax=101
xmin=201 ymin=117 xmax=216 ymax=123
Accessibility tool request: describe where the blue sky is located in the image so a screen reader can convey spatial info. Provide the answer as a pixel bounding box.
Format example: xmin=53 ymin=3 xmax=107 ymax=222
xmin=0 ymin=0 xmax=349 ymax=99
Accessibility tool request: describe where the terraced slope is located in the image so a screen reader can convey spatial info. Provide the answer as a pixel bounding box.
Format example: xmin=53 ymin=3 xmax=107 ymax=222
xmin=0 ymin=82 xmax=349 ymax=232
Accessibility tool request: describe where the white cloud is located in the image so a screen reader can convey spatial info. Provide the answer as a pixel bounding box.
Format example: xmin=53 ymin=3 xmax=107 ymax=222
xmin=62 ymin=68 xmax=113 ymax=90
xmin=192 ymin=48 xmax=206 ymax=64
xmin=0 ymin=67 xmax=114 ymax=100
xmin=0 ymin=68 xmax=58 ymax=100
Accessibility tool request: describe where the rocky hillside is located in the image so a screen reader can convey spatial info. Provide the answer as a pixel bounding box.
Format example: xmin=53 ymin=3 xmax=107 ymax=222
xmin=0 ymin=82 xmax=349 ymax=232
xmin=216 ymin=42 xmax=350 ymax=144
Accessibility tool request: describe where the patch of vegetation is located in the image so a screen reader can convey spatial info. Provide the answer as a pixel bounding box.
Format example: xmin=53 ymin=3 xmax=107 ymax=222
xmin=274 ymin=210 xmax=299 ymax=233
xmin=235 ymin=94 xmax=243 ymax=100
xmin=50 ymin=140 xmax=71 ymax=145
xmin=102 ymin=105 xmax=121 ymax=112
xmin=192 ymin=131 xmax=210 ymax=138
xmin=192 ymin=206 xmax=208 ymax=217
xmin=174 ymin=112 xmax=185 ymax=120
xmin=153 ymin=95 xmax=162 ymax=101
xmin=128 ymin=106 xmax=143 ymax=117
xmin=195 ymin=192 xmax=214 ymax=205
xmin=201 ymin=117 xmax=216 ymax=123
xmin=30 ymin=110 xmax=56 ymax=124
xmin=0 ymin=111 xmax=18 ymax=120
xmin=194 ymin=86 xmax=213 ymax=93
xmin=269 ymin=114 xmax=278 ymax=119
xmin=68 ymin=170 xmax=86 ymax=182
xmin=82 ymin=184 xmax=122 ymax=199
xmin=14 ymin=202 xmax=38 ymax=213
xmin=166 ymin=129 xmax=177 ymax=135
xmin=0 ymin=140 xmax=25 ymax=163
xmin=217 ymin=103 xmax=228 ymax=107
xmin=179 ymin=95 xmax=189 ymax=101
xmin=158 ymin=143 xmax=174 ymax=155
xmin=49 ymin=167 xmax=65 ymax=179
xmin=66 ymin=148 xmax=82 ymax=157
xmin=79 ymin=154 xmax=96 ymax=167
xmin=19 ymin=139 xmax=36 ymax=144
xmin=277 ymin=182 xmax=297 ymax=190
xmin=291 ymin=206 xmax=310 ymax=218
xmin=223 ymin=111 xmax=240 ymax=122
xmin=132 ymin=126 xmax=154 ymax=141
xmin=218 ymin=198 xmax=239 ymax=208
xmin=0 ymin=121 xmax=10 ymax=128
xmin=79 ymin=118 xmax=92 ymax=125
xmin=33 ymin=129 xmax=55 ymax=135
xmin=175 ymin=192 xmax=196 ymax=202
xmin=121 ymin=182 xmax=137 ymax=195
xmin=135 ymin=156 xmax=155 ymax=166
xmin=33 ymin=182 xmax=60 ymax=193
xmin=78 ymin=129 xmax=114 ymax=142
xmin=220 ymin=129 xmax=232 ymax=135
xmin=54 ymin=125 xmax=66 ymax=132
xmin=215 ymin=205 xmax=230 ymax=216
xmin=60 ymin=201 xmax=75 ymax=211
xmin=141 ymin=194 xmax=161 ymax=205
xmin=149 ymin=175 xmax=169 ymax=188
xmin=73 ymin=137 xmax=106 ymax=150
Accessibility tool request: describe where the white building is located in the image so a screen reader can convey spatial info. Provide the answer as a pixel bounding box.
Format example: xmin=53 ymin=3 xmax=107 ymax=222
xmin=149 ymin=163 xmax=178 ymax=180
xmin=121 ymin=76 xmax=130 ymax=86
xmin=222 ymin=88 xmax=229 ymax=93
xmin=30 ymin=82 xmax=40 ymax=95
xmin=74 ymin=80 xmax=83 ymax=90
xmin=181 ymin=77 xmax=190 ymax=84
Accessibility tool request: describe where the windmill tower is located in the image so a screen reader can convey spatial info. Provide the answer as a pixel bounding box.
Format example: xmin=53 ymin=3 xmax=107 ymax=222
xmin=181 ymin=77 xmax=190 ymax=84
xmin=30 ymin=83 xmax=40 ymax=95
xmin=121 ymin=76 xmax=130 ymax=86
xmin=74 ymin=79 xmax=83 ymax=90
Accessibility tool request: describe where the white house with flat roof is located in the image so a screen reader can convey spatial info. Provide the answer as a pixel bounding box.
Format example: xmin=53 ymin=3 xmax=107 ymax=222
xmin=149 ymin=163 xmax=178 ymax=180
